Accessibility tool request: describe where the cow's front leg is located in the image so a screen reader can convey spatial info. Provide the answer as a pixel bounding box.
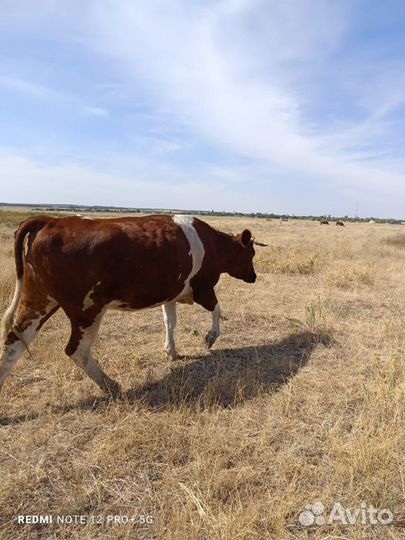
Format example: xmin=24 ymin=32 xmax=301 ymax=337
xmin=162 ymin=302 xmax=177 ymax=359
xmin=205 ymin=303 xmax=221 ymax=349
xmin=194 ymin=289 xmax=221 ymax=350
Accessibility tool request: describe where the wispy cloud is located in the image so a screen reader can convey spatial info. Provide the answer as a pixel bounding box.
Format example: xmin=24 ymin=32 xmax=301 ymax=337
xmin=82 ymin=105 xmax=109 ymax=117
xmin=0 ymin=74 xmax=109 ymax=117
xmin=0 ymin=151 xmax=277 ymax=212
xmin=0 ymin=75 xmax=55 ymax=99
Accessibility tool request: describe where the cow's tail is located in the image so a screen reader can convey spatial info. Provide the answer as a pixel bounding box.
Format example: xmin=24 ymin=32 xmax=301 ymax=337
xmin=1 ymin=216 xmax=50 ymax=342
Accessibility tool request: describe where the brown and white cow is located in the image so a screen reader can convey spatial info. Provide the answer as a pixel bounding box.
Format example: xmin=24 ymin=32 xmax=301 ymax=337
xmin=320 ymin=220 xmax=329 ymax=225
xmin=336 ymin=221 xmax=345 ymax=227
xmin=0 ymin=214 xmax=261 ymax=396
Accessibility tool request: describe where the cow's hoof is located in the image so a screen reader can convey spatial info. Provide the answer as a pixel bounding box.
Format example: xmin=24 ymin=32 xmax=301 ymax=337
xmin=164 ymin=349 xmax=178 ymax=360
xmin=205 ymin=331 xmax=218 ymax=350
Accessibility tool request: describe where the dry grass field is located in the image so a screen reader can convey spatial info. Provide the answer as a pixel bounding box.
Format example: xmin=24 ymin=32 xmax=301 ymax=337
xmin=0 ymin=211 xmax=403 ymax=539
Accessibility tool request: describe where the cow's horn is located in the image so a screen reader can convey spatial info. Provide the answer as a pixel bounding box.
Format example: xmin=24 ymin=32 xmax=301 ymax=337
xmin=253 ymin=238 xmax=268 ymax=247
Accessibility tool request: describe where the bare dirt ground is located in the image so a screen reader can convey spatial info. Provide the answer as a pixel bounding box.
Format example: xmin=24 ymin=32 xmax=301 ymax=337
xmin=0 ymin=211 xmax=403 ymax=539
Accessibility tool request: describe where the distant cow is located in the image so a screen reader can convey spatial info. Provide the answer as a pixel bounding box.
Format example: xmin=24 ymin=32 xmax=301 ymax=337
xmin=320 ymin=220 xmax=329 ymax=225
xmin=0 ymin=215 xmax=264 ymax=396
xmin=336 ymin=221 xmax=345 ymax=227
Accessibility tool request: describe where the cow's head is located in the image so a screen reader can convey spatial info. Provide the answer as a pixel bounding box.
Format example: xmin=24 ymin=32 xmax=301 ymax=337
xmin=226 ymin=229 xmax=257 ymax=283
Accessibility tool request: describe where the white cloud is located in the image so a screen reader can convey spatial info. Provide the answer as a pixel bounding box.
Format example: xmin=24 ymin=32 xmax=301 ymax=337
xmin=0 ymin=73 xmax=109 ymax=118
xmin=82 ymin=105 xmax=109 ymax=117
xmin=0 ymin=152 xmax=278 ymax=212
xmin=0 ymin=75 xmax=55 ymax=99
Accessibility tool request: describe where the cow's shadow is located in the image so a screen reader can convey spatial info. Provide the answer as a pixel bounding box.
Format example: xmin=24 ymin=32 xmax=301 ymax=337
xmin=0 ymin=331 xmax=332 ymax=425
xmin=131 ymin=330 xmax=331 ymax=409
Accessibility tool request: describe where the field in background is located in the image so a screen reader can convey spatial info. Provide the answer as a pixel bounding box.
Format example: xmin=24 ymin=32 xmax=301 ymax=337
xmin=0 ymin=211 xmax=403 ymax=539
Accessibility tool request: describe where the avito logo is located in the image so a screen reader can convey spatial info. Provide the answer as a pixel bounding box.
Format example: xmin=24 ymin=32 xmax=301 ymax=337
xmin=298 ymin=501 xmax=394 ymax=526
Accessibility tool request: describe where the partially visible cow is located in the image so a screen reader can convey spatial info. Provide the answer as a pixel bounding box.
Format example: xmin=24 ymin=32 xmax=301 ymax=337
xmin=336 ymin=221 xmax=345 ymax=227
xmin=0 ymin=215 xmax=263 ymax=396
xmin=320 ymin=220 xmax=329 ymax=225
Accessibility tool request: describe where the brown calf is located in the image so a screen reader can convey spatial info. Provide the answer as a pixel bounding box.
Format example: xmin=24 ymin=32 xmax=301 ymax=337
xmin=336 ymin=221 xmax=345 ymax=227
xmin=320 ymin=220 xmax=329 ymax=225
xmin=0 ymin=215 xmax=261 ymax=396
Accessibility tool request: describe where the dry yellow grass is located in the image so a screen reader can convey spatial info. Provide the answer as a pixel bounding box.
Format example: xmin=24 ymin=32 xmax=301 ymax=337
xmin=0 ymin=213 xmax=403 ymax=539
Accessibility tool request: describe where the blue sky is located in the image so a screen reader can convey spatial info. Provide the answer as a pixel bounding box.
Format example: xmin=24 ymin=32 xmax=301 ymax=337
xmin=0 ymin=0 xmax=403 ymax=218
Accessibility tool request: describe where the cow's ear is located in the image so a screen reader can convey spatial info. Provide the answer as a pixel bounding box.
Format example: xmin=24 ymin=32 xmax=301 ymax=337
xmin=240 ymin=229 xmax=252 ymax=247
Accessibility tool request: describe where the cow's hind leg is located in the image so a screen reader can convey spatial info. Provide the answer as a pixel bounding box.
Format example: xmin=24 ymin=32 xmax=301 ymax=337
xmin=0 ymin=300 xmax=59 ymax=392
xmin=65 ymin=311 xmax=122 ymax=397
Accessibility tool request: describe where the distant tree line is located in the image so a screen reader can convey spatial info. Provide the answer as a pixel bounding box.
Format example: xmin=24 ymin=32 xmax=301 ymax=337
xmin=0 ymin=202 xmax=402 ymax=225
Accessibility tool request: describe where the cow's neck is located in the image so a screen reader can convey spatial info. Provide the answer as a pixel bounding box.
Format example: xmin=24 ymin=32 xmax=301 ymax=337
xmin=215 ymin=230 xmax=240 ymax=273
